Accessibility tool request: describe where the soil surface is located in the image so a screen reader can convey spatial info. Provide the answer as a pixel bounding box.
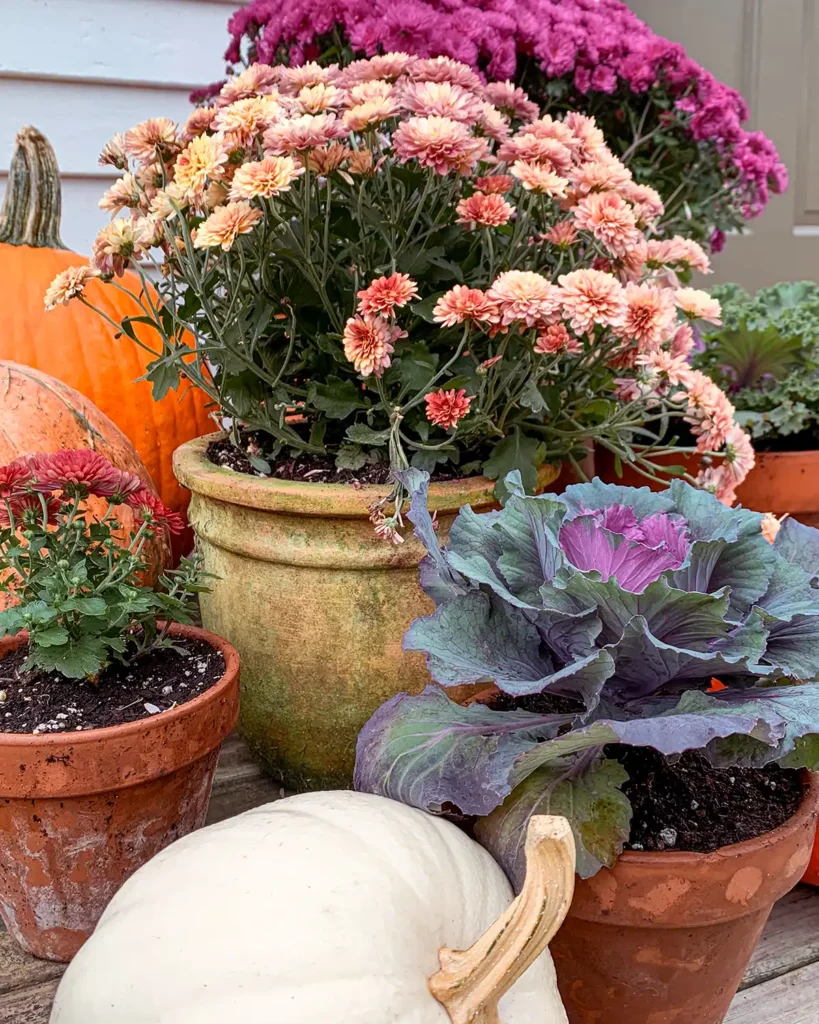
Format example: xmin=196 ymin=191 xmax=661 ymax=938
xmin=207 ymin=433 xmax=478 ymax=484
xmin=0 ymin=637 xmax=225 ymax=735
xmin=613 ymin=745 xmax=804 ymax=853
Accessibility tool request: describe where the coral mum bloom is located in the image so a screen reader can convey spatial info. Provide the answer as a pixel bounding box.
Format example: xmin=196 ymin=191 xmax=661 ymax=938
xmin=559 ymin=268 xmax=627 ymax=334
xmin=433 ymin=286 xmax=500 ymax=326
xmin=573 ymin=191 xmax=640 ymax=256
xmin=343 ymin=316 xmax=405 ymax=377
xmin=393 ymin=115 xmax=486 ymax=175
xmin=487 ymin=271 xmax=562 ymax=327
xmin=456 ymin=191 xmax=514 ymax=228
xmin=194 ymin=201 xmax=263 ymax=251
xmin=621 ymin=282 xmax=678 ymax=351
xmin=425 ymin=389 xmax=472 ymax=429
xmin=28 ymin=451 xmax=141 ymax=500
xmin=675 ymin=287 xmax=722 ymax=325
xmin=357 ymin=273 xmax=419 ymax=317
xmin=128 ymin=488 xmax=185 ymax=535
xmin=228 ymin=156 xmax=304 ymax=200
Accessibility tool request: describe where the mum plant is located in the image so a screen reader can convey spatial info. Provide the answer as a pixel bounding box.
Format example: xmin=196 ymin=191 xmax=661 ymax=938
xmin=48 ymin=55 xmax=750 ymax=529
xmin=0 ymin=451 xmax=204 ymax=680
xmin=693 ymin=281 xmax=819 ymax=450
xmin=212 ymin=0 xmax=788 ymax=249
xmin=355 ymin=472 xmax=819 ymax=884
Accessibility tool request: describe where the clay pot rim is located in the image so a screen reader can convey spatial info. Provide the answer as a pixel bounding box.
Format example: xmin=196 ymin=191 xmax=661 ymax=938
xmin=173 ymin=432 xmax=560 ymax=518
xmin=467 ymin=685 xmax=819 ymax=865
xmin=749 ymin=449 xmax=819 ymax=461
xmin=0 ymin=622 xmax=239 ymax=751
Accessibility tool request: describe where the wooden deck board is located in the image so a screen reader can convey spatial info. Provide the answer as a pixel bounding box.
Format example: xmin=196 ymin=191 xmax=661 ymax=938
xmin=0 ymin=735 xmax=816 ymax=1019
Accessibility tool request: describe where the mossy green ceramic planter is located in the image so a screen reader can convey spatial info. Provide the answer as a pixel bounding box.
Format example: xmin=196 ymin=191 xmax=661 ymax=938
xmin=174 ymin=434 xmax=560 ymax=789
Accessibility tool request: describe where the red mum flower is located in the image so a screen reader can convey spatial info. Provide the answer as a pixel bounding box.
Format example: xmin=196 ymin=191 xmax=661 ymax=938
xmin=127 ymin=488 xmax=185 ymax=535
xmin=424 ymin=388 xmax=472 ymax=430
xmin=0 ymin=461 xmax=33 ymax=499
xmin=0 ymin=492 xmax=60 ymax=529
xmin=28 ymin=451 xmax=142 ymax=499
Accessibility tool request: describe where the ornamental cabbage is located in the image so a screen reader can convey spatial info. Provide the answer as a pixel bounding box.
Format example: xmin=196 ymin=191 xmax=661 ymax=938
xmin=355 ymin=471 xmax=819 ymax=885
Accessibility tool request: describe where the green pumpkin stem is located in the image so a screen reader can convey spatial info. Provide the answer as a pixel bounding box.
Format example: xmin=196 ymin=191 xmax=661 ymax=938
xmin=0 ymin=126 xmax=67 ymax=249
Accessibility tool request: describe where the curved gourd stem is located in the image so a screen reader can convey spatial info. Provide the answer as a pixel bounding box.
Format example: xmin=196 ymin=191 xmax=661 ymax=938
xmin=429 ymin=815 xmax=576 ymax=1024
xmin=0 ymin=125 xmax=66 ymax=249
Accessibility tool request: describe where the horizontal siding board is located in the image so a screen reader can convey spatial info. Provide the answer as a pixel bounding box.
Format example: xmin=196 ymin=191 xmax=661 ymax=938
xmin=0 ymin=0 xmax=236 ymax=88
xmin=0 ymin=79 xmax=196 ymax=176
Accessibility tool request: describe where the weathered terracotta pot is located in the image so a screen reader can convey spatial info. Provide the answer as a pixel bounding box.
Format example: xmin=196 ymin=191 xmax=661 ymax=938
xmin=173 ymin=433 xmax=559 ymax=790
xmin=595 ymin=447 xmax=700 ymax=491
xmin=734 ymin=449 xmax=819 ymax=527
xmin=0 ymin=624 xmax=239 ymax=962
xmin=550 ymin=773 xmax=819 ymax=1024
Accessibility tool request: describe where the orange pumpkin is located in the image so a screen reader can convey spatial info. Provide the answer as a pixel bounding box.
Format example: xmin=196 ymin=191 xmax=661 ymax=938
xmin=0 ymin=126 xmax=213 ymax=545
xmin=0 ymin=361 xmax=170 ymax=593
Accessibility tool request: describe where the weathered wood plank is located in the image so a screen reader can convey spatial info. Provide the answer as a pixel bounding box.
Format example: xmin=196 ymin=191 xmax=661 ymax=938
xmin=740 ymin=886 xmax=819 ymax=990
xmin=0 ymin=933 xmax=65 ymax=995
xmin=0 ymin=979 xmax=60 ymax=1023
xmin=206 ymin=733 xmax=287 ymax=825
xmin=726 ymin=959 xmax=819 ymax=1023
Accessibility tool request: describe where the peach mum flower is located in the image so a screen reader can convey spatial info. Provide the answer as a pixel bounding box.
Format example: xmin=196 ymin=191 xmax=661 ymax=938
xmin=98 ymin=173 xmax=141 ymax=214
xmin=681 ymin=370 xmax=735 ymax=451
xmin=637 ymin=349 xmax=693 ymax=388
xmin=346 ymin=80 xmax=395 ymax=105
xmin=611 ymin=237 xmax=648 ymax=284
xmin=357 ymin=273 xmax=419 ymax=317
xmin=534 ymin=324 xmax=581 ymax=355
xmin=148 ymin=183 xmax=188 ymax=221
xmin=174 ymin=134 xmax=229 ymax=197
xmin=181 ymin=107 xmax=218 ymax=141
xmin=475 ymin=174 xmax=514 ymax=194
xmin=44 ymin=265 xmax=99 ymax=310
xmin=558 ymin=268 xmax=627 ymax=334
xmin=263 ymin=113 xmax=349 ymax=154
xmin=670 ymin=323 xmax=695 ymax=359
xmin=408 ymin=56 xmax=483 ymax=91
xmin=647 ymin=237 xmax=711 ymax=274
xmin=697 ymin=465 xmax=737 ymax=506
xmin=621 ymin=282 xmax=677 ymax=351
xmin=433 ymin=286 xmax=500 ymax=326
xmin=424 ymin=388 xmax=472 ymax=429
xmin=91 ymin=219 xmax=148 ymax=277
xmin=279 ymin=62 xmax=340 ymax=94
xmin=98 ymin=133 xmax=128 ymax=170
xmin=339 ymin=52 xmax=416 ymax=86
xmin=124 ymin=118 xmax=179 ymax=164
xmin=219 ymin=64 xmax=282 ymax=105
xmin=228 ymin=155 xmax=305 ymax=200
xmin=675 ymin=287 xmax=722 ymax=325
xmin=622 ymin=182 xmax=665 ymax=226
xmin=212 ymin=96 xmax=283 ymax=144
xmin=720 ymin=424 xmax=755 ymax=487
xmin=483 ymin=82 xmax=539 ymax=122
xmin=343 ymin=98 xmax=400 ymax=131
xmin=193 ymin=201 xmax=263 ymax=251
xmin=456 ymin=191 xmax=514 ymax=228
xmin=307 ymin=143 xmax=353 ymax=174
xmin=393 ymin=115 xmax=487 ymax=175
xmin=399 ymin=80 xmax=484 ymax=123
xmin=545 ymin=222 xmax=579 ymax=247
xmin=477 ymin=103 xmax=511 ymax=143
xmin=570 ymin=158 xmax=632 ymax=195
xmin=497 ymin=135 xmax=573 ymax=173
xmin=573 ymin=191 xmax=640 ymax=256
xmin=297 ymin=83 xmax=343 ymax=114
xmin=510 ymin=160 xmax=569 ymax=196
xmin=342 ymin=316 xmax=405 ymax=377
xmin=348 ymin=149 xmax=375 ymax=175
xmin=564 ymin=112 xmax=609 ymax=161
xmin=487 ymin=271 xmax=562 ymax=328
xmin=522 ymin=115 xmax=580 ymax=148
xmin=760 ymin=512 xmax=785 ymax=544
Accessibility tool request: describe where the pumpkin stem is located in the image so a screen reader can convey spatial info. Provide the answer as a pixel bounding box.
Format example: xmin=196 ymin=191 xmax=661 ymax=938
xmin=429 ymin=816 xmax=576 ymax=1024
xmin=0 ymin=126 xmax=67 ymax=249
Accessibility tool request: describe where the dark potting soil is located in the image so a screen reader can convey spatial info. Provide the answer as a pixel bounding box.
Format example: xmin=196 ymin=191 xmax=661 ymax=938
xmin=0 ymin=638 xmax=225 ymax=735
xmin=613 ymin=746 xmax=804 ymax=853
xmin=484 ymin=690 xmax=805 ymax=853
xmin=207 ymin=433 xmax=479 ymax=485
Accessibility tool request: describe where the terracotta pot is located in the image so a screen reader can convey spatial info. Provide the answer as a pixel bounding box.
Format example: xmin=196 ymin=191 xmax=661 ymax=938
xmin=734 ymin=449 xmax=819 ymax=527
xmin=173 ymin=433 xmax=560 ymax=790
xmin=595 ymin=447 xmax=700 ymax=491
xmin=0 ymin=624 xmax=239 ymax=962
xmin=464 ymin=688 xmax=819 ymax=1022
xmin=551 ymin=774 xmax=819 ymax=1024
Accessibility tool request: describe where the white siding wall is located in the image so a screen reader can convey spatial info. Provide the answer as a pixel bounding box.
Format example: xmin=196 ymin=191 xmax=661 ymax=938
xmin=0 ymin=0 xmax=239 ymax=254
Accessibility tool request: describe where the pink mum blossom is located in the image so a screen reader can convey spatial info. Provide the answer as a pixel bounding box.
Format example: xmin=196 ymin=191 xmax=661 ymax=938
xmin=393 ymin=115 xmax=487 ymax=174
xmin=487 ymin=270 xmax=562 ymax=327
xmin=621 ymin=282 xmax=677 ymax=351
xmin=343 ymin=316 xmax=405 ymax=376
xmin=456 ymin=191 xmax=514 ymax=228
xmin=424 ymin=388 xmax=472 ymax=429
xmin=558 ymin=268 xmax=627 ymax=334
xmin=433 ymin=286 xmax=501 ymax=326
xmin=357 ymin=273 xmax=419 ymax=317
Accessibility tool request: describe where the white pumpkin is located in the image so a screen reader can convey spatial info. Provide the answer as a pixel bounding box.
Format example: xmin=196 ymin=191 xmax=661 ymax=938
xmin=51 ymin=791 xmax=574 ymax=1024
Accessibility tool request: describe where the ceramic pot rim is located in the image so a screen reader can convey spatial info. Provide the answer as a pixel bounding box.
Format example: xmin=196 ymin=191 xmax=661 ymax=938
xmin=173 ymin=433 xmax=560 ymax=518
xmin=0 ymin=623 xmax=240 ymax=797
